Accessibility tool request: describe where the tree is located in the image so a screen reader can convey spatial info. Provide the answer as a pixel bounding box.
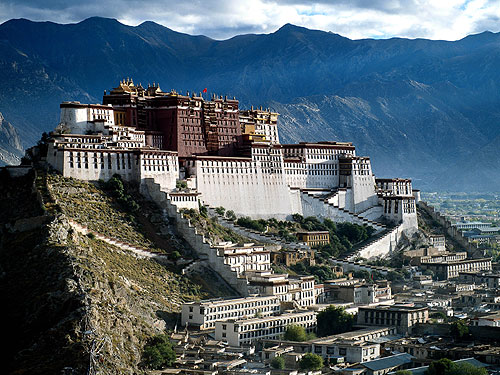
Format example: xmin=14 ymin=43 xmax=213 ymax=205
xmin=450 ymin=320 xmax=469 ymax=340
xmin=426 ymin=359 xmax=486 ymax=375
xmin=396 ymin=371 xmax=412 ymax=375
xmin=284 ymin=325 xmax=308 ymax=341
xmin=271 ymin=356 xmax=285 ymax=369
xmin=427 ymin=358 xmax=455 ymax=375
xmin=169 ymin=250 xmax=181 ymax=261
xmin=430 ymin=311 xmax=447 ymax=322
xmin=317 ymin=306 xmax=355 ymax=337
xmin=226 ymin=210 xmax=236 ymax=221
xmin=299 ymin=353 xmax=323 ymax=370
xmin=199 ymin=203 xmax=208 ymax=217
xmin=450 ymin=363 xmax=487 ymax=375
xmin=105 ymin=174 xmax=125 ymax=198
xmin=142 ymin=334 xmax=176 ymax=370
xmin=215 ymin=206 xmax=226 ymax=216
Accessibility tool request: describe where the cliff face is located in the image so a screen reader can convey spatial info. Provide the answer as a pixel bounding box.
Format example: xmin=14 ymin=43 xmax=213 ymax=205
xmin=0 ymin=170 xmax=232 ymax=374
xmin=0 ymin=112 xmax=23 ymax=166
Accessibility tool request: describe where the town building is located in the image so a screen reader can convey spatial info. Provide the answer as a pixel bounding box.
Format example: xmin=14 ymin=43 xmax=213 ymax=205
xmin=463 ymin=227 xmax=500 ymax=245
xmin=390 ymin=358 xmax=489 ymax=375
xmin=348 ymin=353 xmax=414 ymax=375
xmin=214 ymin=310 xmax=317 ymax=347
xmin=296 ymin=231 xmax=330 ymax=247
xmin=213 ymin=243 xmax=271 ymax=277
xmin=181 ymin=295 xmax=281 ymax=330
xmin=451 ymin=221 xmax=494 ymax=231
xmin=246 ymin=272 xmax=316 ymax=307
xmin=419 ymin=257 xmax=492 ymax=280
xmin=323 ymin=280 xmax=392 ymax=305
xmin=357 ymin=305 xmax=429 ymax=334
xmin=417 ymin=252 xmax=467 ymax=265
xmin=471 ymin=312 xmax=500 ymax=327
xmin=310 ymin=338 xmax=380 ymax=363
xmin=458 ymin=271 xmax=500 ymax=289
xmin=428 ymin=235 xmax=446 ymax=252
xmin=271 ymin=248 xmax=316 ymax=267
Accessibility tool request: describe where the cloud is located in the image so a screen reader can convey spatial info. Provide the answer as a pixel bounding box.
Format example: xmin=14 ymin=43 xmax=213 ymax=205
xmin=0 ymin=0 xmax=499 ymax=40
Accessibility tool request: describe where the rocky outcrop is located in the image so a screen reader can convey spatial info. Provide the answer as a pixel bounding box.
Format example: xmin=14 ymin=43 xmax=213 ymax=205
xmin=0 ymin=112 xmax=24 ymax=166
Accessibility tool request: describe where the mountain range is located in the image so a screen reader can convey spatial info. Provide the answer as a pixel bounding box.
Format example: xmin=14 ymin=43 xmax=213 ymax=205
xmin=1 ymin=17 xmax=499 ymax=191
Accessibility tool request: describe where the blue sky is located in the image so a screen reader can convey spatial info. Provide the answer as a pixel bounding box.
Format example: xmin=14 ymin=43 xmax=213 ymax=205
xmin=0 ymin=0 xmax=499 ymax=40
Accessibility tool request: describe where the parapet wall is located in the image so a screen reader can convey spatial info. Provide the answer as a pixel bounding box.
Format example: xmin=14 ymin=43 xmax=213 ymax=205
xmin=194 ymin=165 xmax=293 ymax=220
xmin=141 ymin=179 xmax=249 ymax=296
xmin=419 ymin=201 xmax=479 ymax=256
xmin=353 ymin=225 xmax=402 ymax=260
xmin=330 ymin=259 xmax=392 ymax=275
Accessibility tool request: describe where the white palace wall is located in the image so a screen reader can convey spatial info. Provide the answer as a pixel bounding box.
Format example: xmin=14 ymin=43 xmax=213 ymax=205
xmin=60 ymin=104 xmax=114 ymax=134
xmin=189 ymin=157 xmax=294 ymax=220
xmin=47 ymin=143 xmax=178 ymax=191
xmin=350 ymin=159 xmax=379 ymax=214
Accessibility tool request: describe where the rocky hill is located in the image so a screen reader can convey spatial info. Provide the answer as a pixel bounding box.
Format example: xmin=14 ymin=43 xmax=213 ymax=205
xmin=1 ymin=18 xmax=500 ymax=190
xmin=0 ymin=169 xmax=233 ymax=374
xmin=0 ymin=112 xmax=23 ymax=166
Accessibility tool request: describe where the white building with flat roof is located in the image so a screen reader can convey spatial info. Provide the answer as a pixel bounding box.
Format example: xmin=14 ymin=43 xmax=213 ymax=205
xmin=215 ymin=310 xmax=317 ymax=347
xmin=247 ymin=272 xmax=316 ymax=307
xmin=311 ymin=339 xmax=380 ymax=363
xmin=214 ymin=243 xmax=271 ymax=277
xmin=452 ymin=221 xmax=493 ymax=231
xmin=181 ymin=295 xmax=281 ymax=330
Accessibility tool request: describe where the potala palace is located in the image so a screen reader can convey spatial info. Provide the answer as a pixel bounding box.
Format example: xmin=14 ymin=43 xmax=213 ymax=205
xmin=46 ymin=79 xmax=419 ymax=260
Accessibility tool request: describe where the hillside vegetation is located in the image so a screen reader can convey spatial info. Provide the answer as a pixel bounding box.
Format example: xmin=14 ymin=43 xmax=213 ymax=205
xmin=0 ymin=170 xmax=233 ymax=374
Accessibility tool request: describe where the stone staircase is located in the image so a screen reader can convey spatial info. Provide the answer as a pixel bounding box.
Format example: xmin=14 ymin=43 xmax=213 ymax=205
xmin=339 ymin=224 xmax=403 ymax=261
xmin=301 ymin=190 xmax=386 ymax=232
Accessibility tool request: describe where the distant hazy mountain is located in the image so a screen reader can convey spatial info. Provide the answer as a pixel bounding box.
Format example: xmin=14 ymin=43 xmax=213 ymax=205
xmin=0 ymin=112 xmax=23 ymax=166
xmin=0 ymin=17 xmax=499 ymax=190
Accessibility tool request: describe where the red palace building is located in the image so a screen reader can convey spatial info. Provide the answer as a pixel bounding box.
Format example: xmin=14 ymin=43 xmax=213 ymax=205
xmin=102 ymin=78 xmax=243 ymax=157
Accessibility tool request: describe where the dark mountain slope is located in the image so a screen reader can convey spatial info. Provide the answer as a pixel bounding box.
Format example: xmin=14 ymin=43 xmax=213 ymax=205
xmin=0 ymin=17 xmax=499 ymax=190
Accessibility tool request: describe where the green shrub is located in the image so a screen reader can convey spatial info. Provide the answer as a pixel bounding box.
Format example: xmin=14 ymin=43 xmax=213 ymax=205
xmin=271 ymin=356 xmax=285 ymax=369
xmin=225 ymin=210 xmax=236 ymax=221
xmin=299 ymin=353 xmax=323 ymax=370
xmin=215 ymin=206 xmax=226 ymax=216
xmin=142 ymin=334 xmax=176 ymax=370
xmin=284 ymin=325 xmax=308 ymax=341
xmin=199 ymin=204 xmax=208 ymax=218
xmin=236 ymin=216 xmax=266 ymax=232
xmin=317 ymin=306 xmax=355 ymax=337
xmin=450 ymin=320 xmax=469 ymax=340
xmin=169 ymin=251 xmax=181 ymax=261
